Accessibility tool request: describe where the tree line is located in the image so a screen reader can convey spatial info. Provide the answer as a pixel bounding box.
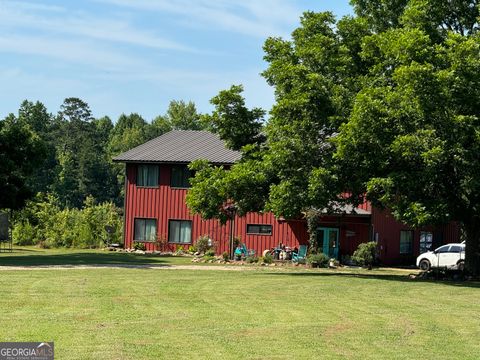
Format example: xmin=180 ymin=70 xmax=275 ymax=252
xmin=1 ymin=97 xmax=206 ymax=210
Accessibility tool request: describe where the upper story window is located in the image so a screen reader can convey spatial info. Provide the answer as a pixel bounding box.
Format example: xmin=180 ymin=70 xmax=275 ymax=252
xmin=137 ymin=164 xmax=159 ymax=187
xmin=246 ymin=224 xmax=272 ymax=235
xmin=171 ymin=165 xmax=191 ymax=188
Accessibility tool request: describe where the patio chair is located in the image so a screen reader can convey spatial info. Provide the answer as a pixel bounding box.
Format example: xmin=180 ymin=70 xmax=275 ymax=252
xmin=292 ymin=244 xmax=307 ymax=263
xmin=241 ymin=243 xmax=255 ymax=258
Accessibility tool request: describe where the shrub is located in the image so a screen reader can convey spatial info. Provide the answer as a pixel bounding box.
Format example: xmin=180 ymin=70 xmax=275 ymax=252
xmin=307 ymin=253 xmax=329 ymax=268
xmin=196 ymin=235 xmax=213 ymax=253
xmin=11 ymin=193 xmax=123 ymax=249
xmin=12 ymin=220 xmax=36 ymax=245
xmin=246 ymin=255 xmax=259 ymax=264
xmin=352 ymin=241 xmax=377 ymax=268
xmin=188 ymin=245 xmax=197 ymax=254
xmin=263 ymin=253 xmax=273 ymax=264
xmin=203 ymin=255 xmax=215 ymax=262
xmin=222 ymin=251 xmax=229 ymax=261
xmin=133 ymin=242 xmax=146 ymax=251
xmin=204 ymin=249 xmax=215 ymax=257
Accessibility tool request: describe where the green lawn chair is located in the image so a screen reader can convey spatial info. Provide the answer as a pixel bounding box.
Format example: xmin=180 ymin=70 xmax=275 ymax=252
xmin=292 ymin=244 xmax=307 ymax=263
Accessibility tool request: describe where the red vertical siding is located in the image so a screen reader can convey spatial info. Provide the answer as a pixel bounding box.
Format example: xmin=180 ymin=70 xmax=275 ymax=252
xmin=371 ymin=208 xmax=460 ymax=265
xmin=123 ymin=163 xmax=460 ymax=264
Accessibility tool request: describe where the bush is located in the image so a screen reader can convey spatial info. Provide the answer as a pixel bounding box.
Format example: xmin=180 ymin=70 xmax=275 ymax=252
xmin=204 ymin=249 xmax=215 ymax=257
xmin=202 ymin=255 xmax=215 ymax=262
xmin=12 ymin=220 xmax=36 ymax=245
xmin=133 ymin=242 xmax=146 ymax=251
xmin=188 ymin=245 xmax=197 ymax=254
xmin=263 ymin=253 xmax=273 ymax=264
xmin=307 ymin=253 xmax=329 ymax=268
xmin=195 ymin=235 xmax=213 ymax=253
xmin=222 ymin=251 xmax=229 ymax=261
xmin=11 ymin=193 xmax=123 ymax=249
xmin=246 ymin=255 xmax=259 ymax=264
xmin=352 ymin=241 xmax=377 ymax=268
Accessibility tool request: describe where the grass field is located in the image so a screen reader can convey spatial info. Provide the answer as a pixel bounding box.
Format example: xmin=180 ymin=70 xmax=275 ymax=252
xmin=1 ymin=248 xmax=479 ymax=359
xmin=0 ymin=247 xmax=193 ymax=266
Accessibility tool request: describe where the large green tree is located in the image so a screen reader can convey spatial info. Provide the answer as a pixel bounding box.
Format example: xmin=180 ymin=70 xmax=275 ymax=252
xmin=0 ymin=114 xmax=46 ymax=210
xmin=202 ymin=85 xmax=265 ymax=151
xmin=187 ymin=2 xmax=480 ymax=275
xmin=54 ymin=98 xmax=118 ymax=207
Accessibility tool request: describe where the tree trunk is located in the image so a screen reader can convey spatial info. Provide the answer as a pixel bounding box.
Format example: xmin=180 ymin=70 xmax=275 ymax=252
xmin=464 ymin=219 xmax=480 ymax=277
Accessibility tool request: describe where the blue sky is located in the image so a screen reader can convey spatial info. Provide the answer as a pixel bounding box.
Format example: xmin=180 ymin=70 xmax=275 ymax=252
xmin=0 ymin=0 xmax=353 ymax=121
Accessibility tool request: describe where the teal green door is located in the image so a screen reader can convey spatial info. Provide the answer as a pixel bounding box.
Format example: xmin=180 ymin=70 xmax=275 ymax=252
xmin=317 ymin=228 xmax=340 ymax=259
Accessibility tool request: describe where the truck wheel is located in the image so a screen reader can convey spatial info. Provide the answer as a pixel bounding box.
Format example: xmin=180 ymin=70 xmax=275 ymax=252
xmin=457 ymin=261 xmax=465 ymax=272
xmin=419 ymin=259 xmax=431 ymax=271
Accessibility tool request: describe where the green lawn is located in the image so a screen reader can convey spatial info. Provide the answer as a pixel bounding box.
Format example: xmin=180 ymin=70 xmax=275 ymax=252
xmin=0 ymin=247 xmax=193 ymax=266
xmin=1 ymin=248 xmax=479 ymax=359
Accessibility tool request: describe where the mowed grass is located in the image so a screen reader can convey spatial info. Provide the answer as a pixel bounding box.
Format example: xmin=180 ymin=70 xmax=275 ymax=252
xmin=0 ymin=258 xmax=479 ymax=360
xmin=0 ymin=247 xmax=193 ymax=266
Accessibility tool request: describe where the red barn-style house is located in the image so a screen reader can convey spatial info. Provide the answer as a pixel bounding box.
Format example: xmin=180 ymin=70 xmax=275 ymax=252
xmin=114 ymin=130 xmax=459 ymax=265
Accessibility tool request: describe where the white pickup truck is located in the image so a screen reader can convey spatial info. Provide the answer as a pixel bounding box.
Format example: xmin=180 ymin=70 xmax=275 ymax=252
xmin=416 ymin=243 xmax=465 ymax=271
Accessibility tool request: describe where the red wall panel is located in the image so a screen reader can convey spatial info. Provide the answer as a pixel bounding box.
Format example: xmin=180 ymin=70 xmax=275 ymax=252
xmin=123 ymin=163 xmax=460 ymax=264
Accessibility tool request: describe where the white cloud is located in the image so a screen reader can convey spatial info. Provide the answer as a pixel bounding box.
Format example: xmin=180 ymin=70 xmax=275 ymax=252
xmin=0 ymin=35 xmax=144 ymax=70
xmin=0 ymin=1 xmax=193 ymax=51
xmin=95 ymin=0 xmax=302 ymax=38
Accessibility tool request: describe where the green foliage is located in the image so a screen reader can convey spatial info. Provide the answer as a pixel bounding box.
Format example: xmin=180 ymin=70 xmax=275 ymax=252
xmin=352 ymin=242 xmax=378 ymax=267
xmin=195 ymin=235 xmax=213 ymax=253
xmin=306 ymin=253 xmax=330 ymax=268
xmin=0 ymin=113 xmax=46 ymax=210
xmin=202 ymin=85 xmax=265 ymax=151
xmin=186 ymin=3 xmax=480 ymax=275
xmin=11 ymin=193 xmax=122 ymax=248
xmin=133 ymin=242 xmax=146 ymax=251
xmin=262 ymin=253 xmax=273 ymax=264
xmin=245 ymin=255 xmax=259 ymax=264
xmin=160 ymin=100 xmax=204 ymax=131
xmin=188 ymin=245 xmax=197 ymax=254
xmin=204 ymin=249 xmax=215 ymax=257
xmin=222 ymin=251 xmax=230 ymax=261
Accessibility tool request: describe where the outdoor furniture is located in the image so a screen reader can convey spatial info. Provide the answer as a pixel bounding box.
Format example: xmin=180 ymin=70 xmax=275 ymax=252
xmin=292 ymin=245 xmax=307 ymax=263
xmin=242 ymin=243 xmax=255 ymax=258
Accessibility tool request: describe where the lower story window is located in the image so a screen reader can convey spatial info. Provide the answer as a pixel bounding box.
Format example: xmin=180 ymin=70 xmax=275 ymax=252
xmin=246 ymin=224 xmax=272 ymax=235
xmin=400 ymin=230 xmax=414 ymax=255
xmin=134 ymin=218 xmax=157 ymax=242
xmin=168 ymin=220 xmax=192 ymax=244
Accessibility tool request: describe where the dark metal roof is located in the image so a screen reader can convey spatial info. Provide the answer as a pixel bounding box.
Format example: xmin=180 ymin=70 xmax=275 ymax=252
xmin=113 ymin=130 xmax=242 ymax=164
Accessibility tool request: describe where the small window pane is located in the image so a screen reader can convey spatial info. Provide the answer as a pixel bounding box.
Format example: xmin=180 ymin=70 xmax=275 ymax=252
xmin=247 ymin=224 xmax=272 ymax=235
xmin=168 ymin=220 xmax=192 ymax=243
xmin=134 ymin=218 xmax=156 ymax=242
xmin=420 ymin=231 xmax=433 ymax=254
xmin=137 ymin=165 xmax=159 ymax=187
xmin=400 ymin=230 xmax=413 ymax=255
xmin=180 ymin=222 xmax=191 ymax=243
xmin=170 ymin=221 xmax=180 ymax=242
xmin=134 ymin=219 xmax=145 ymax=241
xmin=145 ymin=220 xmax=157 ymax=241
